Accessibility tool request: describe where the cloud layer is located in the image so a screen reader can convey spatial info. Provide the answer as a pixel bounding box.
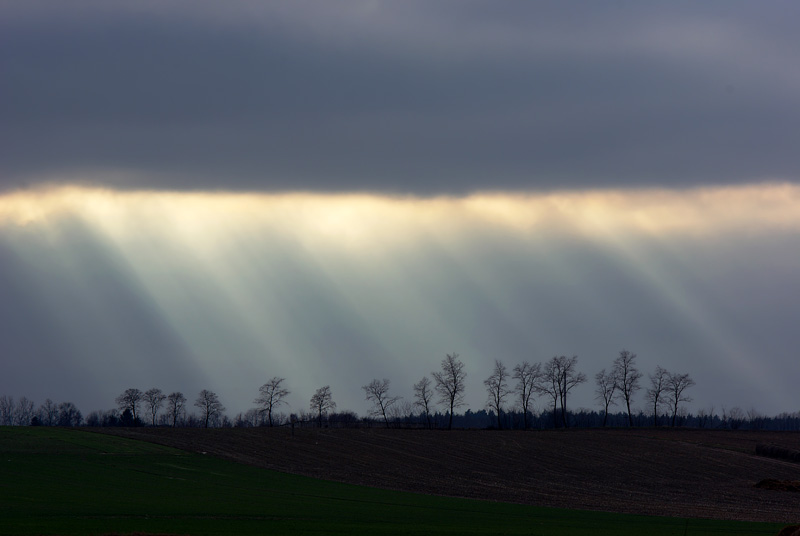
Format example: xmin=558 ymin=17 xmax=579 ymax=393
xmin=3 ymin=1 xmax=800 ymax=193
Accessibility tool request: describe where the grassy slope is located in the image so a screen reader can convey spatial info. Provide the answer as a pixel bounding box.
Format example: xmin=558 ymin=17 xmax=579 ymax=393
xmin=0 ymin=427 xmax=785 ymax=536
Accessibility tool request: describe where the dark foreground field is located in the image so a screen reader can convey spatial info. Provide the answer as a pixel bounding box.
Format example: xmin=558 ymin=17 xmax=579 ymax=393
xmin=4 ymin=427 xmax=787 ymax=536
xmin=98 ymin=427 xmax=800 ymax=524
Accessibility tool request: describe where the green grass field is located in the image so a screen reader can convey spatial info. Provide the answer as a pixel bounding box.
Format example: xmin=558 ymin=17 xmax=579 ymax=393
xmin=0 ymin=427 xmax=784 ymax=535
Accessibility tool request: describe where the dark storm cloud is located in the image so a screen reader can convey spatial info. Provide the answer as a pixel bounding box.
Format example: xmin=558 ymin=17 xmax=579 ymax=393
xmin=2 ymin=1 xmax=800 ymax=193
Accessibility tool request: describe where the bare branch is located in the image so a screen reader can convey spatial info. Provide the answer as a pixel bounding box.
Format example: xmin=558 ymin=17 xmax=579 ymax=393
xmin=432 ymin=353 xmax=467 ymax=430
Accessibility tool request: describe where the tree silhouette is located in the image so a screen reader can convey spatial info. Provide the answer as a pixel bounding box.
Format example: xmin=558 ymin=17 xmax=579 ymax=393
xmin=143 ymin=388 xmax=166 ymax=426
xmin=484 ymin=359 xmax=510 ymax=429
xmin=166 ymin=392 xmax=186 ymax=427
xmin=309 ymin=385 xmax=336 ymax=427
xmin=594 ymin=368 xmax=616 ymax=427
xmin=115 ymin=388 xmax=143 ymax=422
xmin=57 ymin=402 xmax=82 ymax=427
xmin=646 ymin=366 xmax=669 ymax=427
xmin=194 ymin=389 xmax=225 ymax=428
xmin=613 ymin=350 xmax=642 ymax=427
xmin=38 ymin=399 xmax=59 ymax=426
xmin=666 ymin=372 xmax=695 ymax=426
xmin=558 ymin=355 xmax=586 ymax=427
xmin=432 ymin=353 xmax=466 ymax=430
xmin=540 ymin=359 xmax=561 ymax=428
xmin=255 ymin=377 xmax=290 ymax=427
xmin=14 ymin=396 xmax=35 ymax=426
xmin=541 ymin=355 xmax=586 ymax=428
xmin=363 ymin=379 xmax=400 ymax=428
xmin=0 ymin=395 xmax=15 ymax=426
xmin=513 ymin=361 xmax=542 ymax=430
xmin=413 ymin=377 xmax=435 ymax=429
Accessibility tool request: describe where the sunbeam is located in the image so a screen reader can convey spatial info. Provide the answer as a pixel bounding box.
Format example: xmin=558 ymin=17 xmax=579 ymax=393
xmin=1 ymin=183 xmax=799 ymax=414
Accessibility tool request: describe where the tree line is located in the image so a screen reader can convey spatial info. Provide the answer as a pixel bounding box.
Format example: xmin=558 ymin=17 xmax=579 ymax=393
xmin=2 ymin=349 xmax=797 ymax=430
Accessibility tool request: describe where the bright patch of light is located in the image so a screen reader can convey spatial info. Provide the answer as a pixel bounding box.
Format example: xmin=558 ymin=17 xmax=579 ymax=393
xmin=2 ymin=183 xmax=799 ymax=238
xmin=1 ymin=182 xmax=798 ymax=414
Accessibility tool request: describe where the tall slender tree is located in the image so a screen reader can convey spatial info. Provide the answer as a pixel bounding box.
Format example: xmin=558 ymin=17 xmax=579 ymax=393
xmin=0 ymin=396 xmax=14 ymax=426
xmin=194 ymin=389 xmax=225 ymax=428
xmin=255 ymin=377 xmax=290 ymax=427
xmin=484 ymin=359 xmax=510 ymax=429
xmin=143 ymin=388 xmax=166 ymax=426
xmin=38 ymin=398 xmax=59 ymax=426
xmin=513 ymin=361 xmax=542 ymax=430
xmin=594 ymin=368 xmax=616 ymax=427
xmin=166 ymin=391 xmax=186 ymax=427
xmin=539 ymin=359 xmax=561 ymax=428
xmin=363 ymin=379 xmax=400 ymax=428
xmin=613 ymin=350 xmax=642 ymax=427
xmin=432 ymin=353 xmax=467 ymax=430
xmin=541 ymin=355 xmax=586 ymax=428
xmin=646 ymin=366 xmax=669 ymax=427
xmin=666 ymin=372 xmax=696 ymax=427
xmin=557 ymin=355 xmax=586 ymax=428
xmin=310 ymin=385 xmax=336 ymax=427
xmin=413 ymin=377 xmax=435 ymax=429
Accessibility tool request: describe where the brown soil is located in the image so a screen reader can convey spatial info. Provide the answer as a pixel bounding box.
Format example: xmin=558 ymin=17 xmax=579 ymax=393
xmin=92 ymin=427 xmax=800 ymax=524
xmin=756 ymin=479 xmax=800 ymax=492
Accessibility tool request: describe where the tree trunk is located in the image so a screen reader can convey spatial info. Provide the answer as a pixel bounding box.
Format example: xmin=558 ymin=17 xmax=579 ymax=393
xmin=448 ymin=399 xmax=455 ymax=430
xmin=626 ymin=398 xmax=634 ymax=427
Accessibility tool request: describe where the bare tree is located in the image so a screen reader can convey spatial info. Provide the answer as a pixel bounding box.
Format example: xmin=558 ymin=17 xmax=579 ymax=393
xmin=143 ymin=388 xmax=166 ymax=426
xmin=747 ymin=407 xmax=764 ymax=430
xmin=0 ymin=395 xmax=15 ymax=425
xmin=540 ymin=355 xmax=586 ymax=428
xmin=594 ymin=368 xmax=616 ymax=427
xmin=388 ymin=400 xmax=414 ymax=426
xmin=413 ymin=377 xmax=435 ymax=429
xmin=363 ymin=379 xmax=401 ymax=428
xmin=166 ymin=392 xmax=186 ymax=427
xmin=513 ymin=361 xmax=541 ymax=430
xmin=613 ymin=350 xmax=642 ymax=427
xmin=254 ymin=377 xmax=290 ymax=427
xmin=115 ymin=388 xmax=143 ymax=422
xmin=38 ymin=398 xmax=59 ymax=426
xmin=557 ymin=355 xmax=586 ymax=428
xmin=14 ymin=396 xmax=35 ymax=426
xmin=666 ymin=372 xmax=695 ymax=427
xmin=57 ymin=402 xmax=82 ymax=426
xmin=194 ymin=389 xmax=225 ymax=428
xmin=726 ymin=405 xmax=744 ymax=430
xmin=484 ymin=359 xmax=510 ymax=429
xmin=645 ymin=366 xmax=669 ymax=427
xmin=539 ymin=359 xmax=561 ymax=428
xmin=432 ymin=352 xmax=467 ymax=430
xmin=310 ymin=385 xmax=336 ymax=427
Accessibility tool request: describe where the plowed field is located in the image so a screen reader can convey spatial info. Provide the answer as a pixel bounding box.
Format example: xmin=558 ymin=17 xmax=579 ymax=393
xmin=94 ymin=427 xmax=800 ymax=523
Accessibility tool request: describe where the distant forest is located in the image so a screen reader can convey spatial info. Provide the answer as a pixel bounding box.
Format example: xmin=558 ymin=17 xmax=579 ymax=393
xmin=1 ymin=394 xmax=799 ymax=431
xmin=2 ymin=351 xmax=799 ymax=431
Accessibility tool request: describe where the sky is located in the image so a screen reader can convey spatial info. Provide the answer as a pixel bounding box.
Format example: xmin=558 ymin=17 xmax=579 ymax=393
xmin=1 ymin=1 xmax=799 ymax=420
